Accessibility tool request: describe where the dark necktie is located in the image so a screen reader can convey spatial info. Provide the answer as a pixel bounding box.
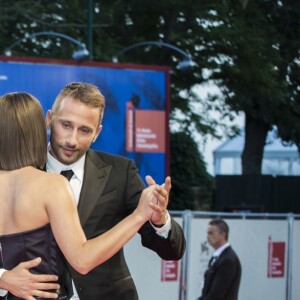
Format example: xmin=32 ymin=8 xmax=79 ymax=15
xmin=208 ymin=255 xmax=217 ymax=267
xmin=60 ymin=169 xmax=74 ymax=181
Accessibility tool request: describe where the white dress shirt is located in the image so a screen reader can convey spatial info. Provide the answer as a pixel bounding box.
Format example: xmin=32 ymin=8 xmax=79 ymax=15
xmin=47 ymin=151 xmax=85 ymax=205
xmin=0 ymin=269 xmax=7 ymax=297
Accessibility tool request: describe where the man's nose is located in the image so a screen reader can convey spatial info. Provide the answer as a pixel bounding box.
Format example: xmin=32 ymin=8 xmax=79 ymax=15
xmin=66 ymin=129 xmax=78 ymax=145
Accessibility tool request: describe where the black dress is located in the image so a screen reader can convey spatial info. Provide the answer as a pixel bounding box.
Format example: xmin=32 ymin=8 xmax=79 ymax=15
xmin=0 ymin=223 xmax=72 ymax=300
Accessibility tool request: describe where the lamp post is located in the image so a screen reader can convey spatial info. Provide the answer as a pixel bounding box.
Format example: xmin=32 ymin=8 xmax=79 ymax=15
xmin=112 ymin=41 xmax=196 ymax=71
xmin=3 ymin=31 xmax=89 ymax=62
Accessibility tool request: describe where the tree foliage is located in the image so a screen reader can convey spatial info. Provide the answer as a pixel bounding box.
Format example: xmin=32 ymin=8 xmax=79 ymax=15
xmin=169 ymin=132 xmax=214 ymax=210
xmin=194 ymin=0 xmax=300 ymax=174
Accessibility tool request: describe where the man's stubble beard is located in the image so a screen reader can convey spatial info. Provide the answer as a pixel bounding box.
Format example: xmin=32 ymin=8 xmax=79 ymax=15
xmin=49 ymin=135 xmax=86 ymax=165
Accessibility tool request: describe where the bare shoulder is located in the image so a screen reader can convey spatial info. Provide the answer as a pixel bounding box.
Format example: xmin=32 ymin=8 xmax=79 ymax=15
xmin=29 ymin=168 xmax=64 ymax=182
xmin=26 ymin=168 xmax=71 ymax=196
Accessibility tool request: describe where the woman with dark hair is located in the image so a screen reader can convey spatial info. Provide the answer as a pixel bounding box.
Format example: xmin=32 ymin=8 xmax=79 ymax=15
xmin=0 ymin=92 xmax=166 ymax=300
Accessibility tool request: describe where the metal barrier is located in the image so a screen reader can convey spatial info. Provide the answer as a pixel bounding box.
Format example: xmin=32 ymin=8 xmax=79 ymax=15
xmin=125 ymin=211 xmax=300 ymax=300
xmin=175 ymin=210 xmax=300 ymax=300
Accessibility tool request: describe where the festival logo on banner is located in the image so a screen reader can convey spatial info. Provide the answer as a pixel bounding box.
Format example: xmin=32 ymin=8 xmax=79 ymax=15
xmin=126 ymin=101 xmax=166 ymax=153
xmin=161 ymin=260 xmax=178 ymax=282
xmin=267 ymin=235 xmax=285 ymax=278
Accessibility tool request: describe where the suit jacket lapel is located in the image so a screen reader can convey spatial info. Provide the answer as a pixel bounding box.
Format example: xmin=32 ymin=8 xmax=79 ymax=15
xmin=77 ymin=150 xmax=111 ymax=226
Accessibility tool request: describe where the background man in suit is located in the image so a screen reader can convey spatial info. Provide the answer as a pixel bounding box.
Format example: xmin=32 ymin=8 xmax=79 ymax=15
xmin=197 ymin=218 xmax=241 ymax=300
xmin=0 ymin=82 xmax=185 ymax=300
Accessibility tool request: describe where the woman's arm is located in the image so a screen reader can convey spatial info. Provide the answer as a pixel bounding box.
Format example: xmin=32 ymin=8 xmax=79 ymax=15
xmin=46 ymin=175 xmax=164 ymax=274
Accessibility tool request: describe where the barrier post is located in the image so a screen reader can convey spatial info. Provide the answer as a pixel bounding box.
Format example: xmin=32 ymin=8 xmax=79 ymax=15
xmin=286 ymin=213 xmax=294 ymax=300
xmin=179 ymin=210 xmax=192 ymax=300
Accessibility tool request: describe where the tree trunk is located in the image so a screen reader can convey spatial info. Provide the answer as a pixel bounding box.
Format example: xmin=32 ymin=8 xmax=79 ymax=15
xmin=241 ymin=113 xmax=270 ymax=175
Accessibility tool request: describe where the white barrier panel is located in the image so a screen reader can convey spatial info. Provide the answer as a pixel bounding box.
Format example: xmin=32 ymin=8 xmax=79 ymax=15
xmin=291 ymin=220 xmax=300 ymax=299
xmin=124 ymin=217 xmax=183 ymax=300
xmin=237 ymin=220 xmax=287 ymax=300
xmin=186 ymin=218 xmax=288 ymax=300
xmin=186 ymin=218 xmax=213 ymax=300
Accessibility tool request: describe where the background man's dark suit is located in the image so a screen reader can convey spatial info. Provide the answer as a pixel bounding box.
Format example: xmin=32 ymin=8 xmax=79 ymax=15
xmin=199 ymin=246 xmax=241 ymax=300
xmin=67 ymin=150 xmax=186 ymax=300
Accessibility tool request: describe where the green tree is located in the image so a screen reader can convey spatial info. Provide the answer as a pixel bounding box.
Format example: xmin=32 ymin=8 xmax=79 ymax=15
xmin=169 ymin=131 xmax=214 ymax=210
xmin=194 ymin=0 xmax=300 ymax=174
xmin=0 ymin=1 xmax=88 ymax=59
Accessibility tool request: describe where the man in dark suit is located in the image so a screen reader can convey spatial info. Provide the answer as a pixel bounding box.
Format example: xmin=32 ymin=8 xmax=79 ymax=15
xmin=0 ymin=82 xmax=185 ymax=300
xmin=197 ymin=218 xmax=241 ymax=300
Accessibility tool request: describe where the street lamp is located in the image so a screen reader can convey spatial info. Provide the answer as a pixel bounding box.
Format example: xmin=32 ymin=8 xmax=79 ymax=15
xmin=112 ymin=41 xmax=196 ymax=71
xmin=3 ymin=31 xmax=89 ymax=62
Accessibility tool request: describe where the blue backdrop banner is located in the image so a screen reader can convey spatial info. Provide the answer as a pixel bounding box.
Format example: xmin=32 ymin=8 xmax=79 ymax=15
xmin=0 ymin=59 xmax=169 ymax=183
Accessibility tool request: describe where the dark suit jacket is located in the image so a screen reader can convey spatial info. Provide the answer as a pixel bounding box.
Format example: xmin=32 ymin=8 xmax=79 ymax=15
xmin=67 ymin=150 xmax=186 ymax=300
xmin=199 ymin=246 xmax=241 ymax=300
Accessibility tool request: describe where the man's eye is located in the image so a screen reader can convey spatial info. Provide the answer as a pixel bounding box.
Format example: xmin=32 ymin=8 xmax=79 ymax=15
xmin=80 ymin=128 xmax=90 ymax=134
xmin=62 ymin=123 xmax=70 ymax=128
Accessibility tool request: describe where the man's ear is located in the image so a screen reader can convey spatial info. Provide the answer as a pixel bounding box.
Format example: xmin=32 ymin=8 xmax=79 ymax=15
xmin=45 ymin=110 xmax=52 ymax=128
xmin=93 ymin=125 xmax=103 ymax=142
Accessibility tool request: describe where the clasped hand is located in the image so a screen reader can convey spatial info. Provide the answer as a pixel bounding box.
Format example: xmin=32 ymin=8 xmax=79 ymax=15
xmin=146 ymin=175 xmax=170 ymax=226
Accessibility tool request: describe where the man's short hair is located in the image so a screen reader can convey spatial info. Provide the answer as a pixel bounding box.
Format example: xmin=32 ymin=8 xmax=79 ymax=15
xmin=52 ymin=82 xmax=105 ymax=125
xmin=209 ymin=218 xmax=229 ymax=240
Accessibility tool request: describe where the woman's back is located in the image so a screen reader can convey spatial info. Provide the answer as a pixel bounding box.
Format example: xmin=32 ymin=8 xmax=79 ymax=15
xmin=0 ymin=166 xmax=70 ymax=235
